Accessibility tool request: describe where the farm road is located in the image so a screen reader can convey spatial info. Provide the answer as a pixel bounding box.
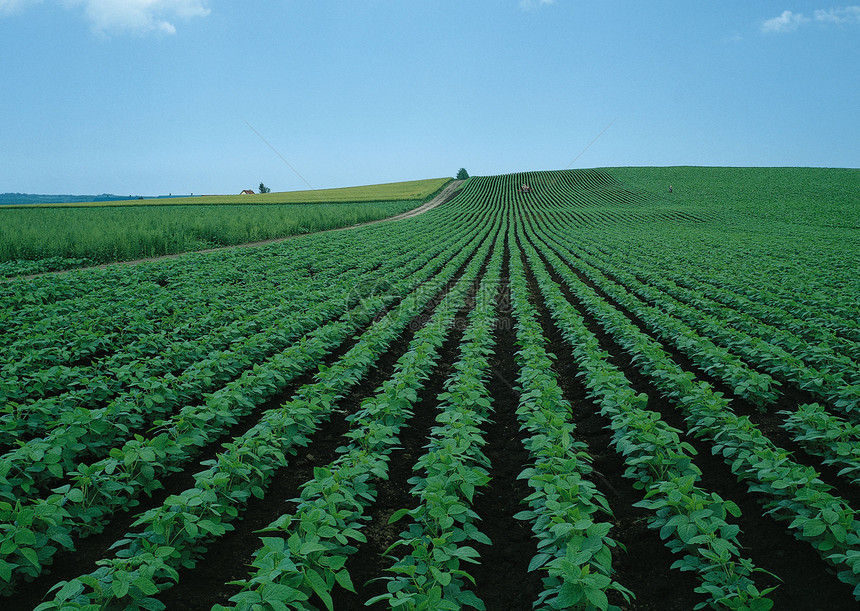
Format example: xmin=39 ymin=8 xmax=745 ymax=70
xmin=19 ymin=179 xmax=464 ymax=279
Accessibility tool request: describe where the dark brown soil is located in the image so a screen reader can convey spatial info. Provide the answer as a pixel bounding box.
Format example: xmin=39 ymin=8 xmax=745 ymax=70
xmin=468 ymin=243 xmax=543 ymax=609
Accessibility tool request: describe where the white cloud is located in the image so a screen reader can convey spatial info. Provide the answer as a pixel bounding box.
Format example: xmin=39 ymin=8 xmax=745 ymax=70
xmin=519 ymin=0 xmax=554 ymax=10
xmin=814 ymin=5 xmax=860 ymax=23
xmin=762 ymin=6 xmax=860 ymax=33
xmin=761 ymin=10 xmax=809 ymax=33
xmin=68 ymin=0 xmax=210 ymax=34
xmin=2 ymin=0 xmax=210 ymax=32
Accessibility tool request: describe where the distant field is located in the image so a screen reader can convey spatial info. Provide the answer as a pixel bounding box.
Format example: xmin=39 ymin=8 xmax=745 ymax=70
xmin=0 ymin=177 xmax=453 ymax=276
xmin=606 ymin=166 xmax=860 ymax=228
xmin=8 ymin=178 xmax=452 ymax=208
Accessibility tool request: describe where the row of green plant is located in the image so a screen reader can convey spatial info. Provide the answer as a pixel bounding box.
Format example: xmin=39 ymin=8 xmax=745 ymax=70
xmin=559 ymin=211 xmax=860 ymax=377
xmin=523 ymin=218 xmax=860 ymax=599
xmin=0 ymin=209 xmax=492 ymax=595
xmin=629 ymin=258 xmax=860 ymax=363
xmin=615 ymin=263 xmax=860 ymax=397
xmin=0 ymin=217 xmax=460 ymax=451
xmin=213 ymin=219 xmax=499 ymax=611
xmin=0 ymin=215 xmax=467 ymax=450
xmin=369 ymin=228 xmax=506 ymax=610
xmin=543 ymin=225 xmax=860 ymax=419
xmin=506 ymin=232 xmax=634 ymax=610
xmin=517 ymin=221 xmax=774 ymax=610
xmin=0 ymin=284 xmax=374 ymax=592
xmin=531 ymin=224 xmax=781 ymax=411
xmin=0 ymin=258 xmax=98 ymax=280
xmin=603 ymin=166 xmax=860 ymax=315
xmin=667 ymin=267 xmax=860 ymax=349
xmin=33 ymin=218 xmax=494 ymax=609
xmin=781 ymin=403 xmax=860 ymax=487
xmin=532 ymin=172 xmax=859 ymax=378
xmin=0 ymin=225 xmax=382 ymax=371
xmin=0 ymin=220 xmax=467 ymax=500
xmin=539 ymin=232 xmax=860 ymax=467
xmin=579 ymin=223 xmax=860 ymax=346
xmin=0 ymin=226 xmax=355 ymax=380
xmin=0 ymin=201 xmax=453 ymax=363
xmin=630 ymin=270 xmax=860 ymax=417
xmin=1 ymin=267 xmax=375 ymax=444
xmin=541 ymin=168 xmax=860 ymax=344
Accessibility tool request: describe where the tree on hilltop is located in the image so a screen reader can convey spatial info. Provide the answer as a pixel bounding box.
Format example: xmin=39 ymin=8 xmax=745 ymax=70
xmin=456 ymin=168 xmax=469 ymax=180
xmin=259 ymin=182 xmax=271 ymax=194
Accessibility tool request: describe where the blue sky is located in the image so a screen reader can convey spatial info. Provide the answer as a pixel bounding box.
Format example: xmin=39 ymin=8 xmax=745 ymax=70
xmin=2 ymin=1 xmax=858 ymax=195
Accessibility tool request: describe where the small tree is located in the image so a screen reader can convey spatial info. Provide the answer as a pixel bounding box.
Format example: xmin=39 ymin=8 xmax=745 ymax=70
xmin=456 ymin=168 xmax=469 ymax=180
xmin=259 ymin=182 xmax=271 ymax=194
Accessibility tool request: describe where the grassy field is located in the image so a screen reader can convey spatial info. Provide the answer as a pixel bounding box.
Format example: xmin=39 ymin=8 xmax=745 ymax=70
xmin=607 ymin=166 xmax=860 ymax=228
xmin=7 ymin=178 xmax=452 ymax=208
xmin=0 ymin=178 xmax=453 ymax=276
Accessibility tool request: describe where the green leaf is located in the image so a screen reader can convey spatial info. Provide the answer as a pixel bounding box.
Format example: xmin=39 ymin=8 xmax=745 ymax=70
xmin=0 ymin=560 xmax=13 ymax=584
xmin=749 ymin=598 xmax=775 ymax=611
xmin=677 ymin=522 xmax=698 ymax=544
xmin=132 ymin=576 xmax=160 ymax=596
xmin=334 ymin=568 xmax=356 ymax=593
xmin=388 ymin=508 xmax=411 ymax=524
xmin=138 ymin=597 xmax=166 ymax=611
xmin=112 ymin=577 xmax=130 ymax=599
xmin=53 ymin=580 xmax=84 ymax=601
xmin=585 ymin=586 xmax=609 ymax=609
xmin=14 ymin=529 xmax=36 ymax=546
xmin=305 ymin=568 xmax=333 ymax=611
xmin=20 ymin=547 xmax=40 ymax=568
xmin=262 ymin=582 xmax=300 ymax=602
xmin=528 ymin=553 xmax=552 ymax=572
xmin=803 ymin=520 xmax=827 ymax=538
xmin=300 ymin=541 xmax=328 ymax=555
xmin=556 ymin=582 xmax=584 ymax=607
xmin=428 ymin=585 xmax=442 ymax=605
xmin=723 ymin=500 xmax=741 ymax=518
xmin=456 ymin=589 xmax=486 ymax=610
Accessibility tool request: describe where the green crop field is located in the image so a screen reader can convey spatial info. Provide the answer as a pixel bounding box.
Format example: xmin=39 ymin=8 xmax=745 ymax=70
xmin=0 ymin=178 xmax=453 ymax=277
xmin=1 ymin=167 xmax=859 ymax=610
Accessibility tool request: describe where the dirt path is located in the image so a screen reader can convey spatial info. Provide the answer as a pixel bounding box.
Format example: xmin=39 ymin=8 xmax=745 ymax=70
xmin=16 ymin=180 xmax=464 ymax=279
xmin=375 ymin=179 xmax=463 ymax=222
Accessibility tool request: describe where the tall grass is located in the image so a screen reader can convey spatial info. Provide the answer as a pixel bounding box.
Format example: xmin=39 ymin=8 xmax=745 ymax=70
xmin=0 ymin=200 xmax=419 ymax=265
